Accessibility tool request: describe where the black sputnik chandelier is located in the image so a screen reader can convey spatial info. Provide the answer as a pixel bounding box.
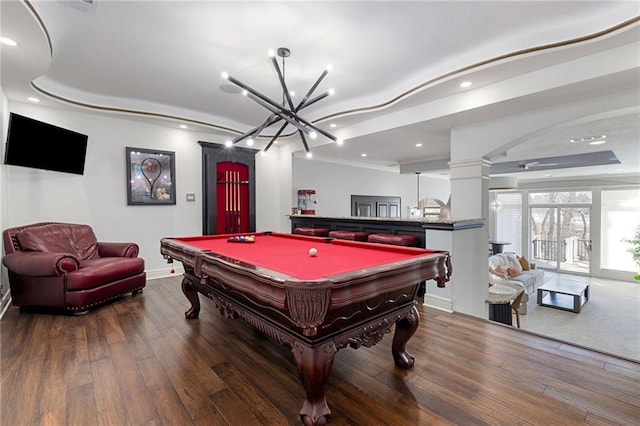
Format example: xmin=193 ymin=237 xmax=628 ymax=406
xmin=221 ymin=47 xmax=343 ymax=158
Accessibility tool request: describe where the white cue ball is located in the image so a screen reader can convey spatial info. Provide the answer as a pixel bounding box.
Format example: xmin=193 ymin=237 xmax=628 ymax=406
xmin=309 ymin=248 xmax=318 ymax=257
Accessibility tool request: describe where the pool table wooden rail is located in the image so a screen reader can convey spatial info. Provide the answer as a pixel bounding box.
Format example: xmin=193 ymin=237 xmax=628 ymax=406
xmin=160 ymin=236 xmax=450 ymax=339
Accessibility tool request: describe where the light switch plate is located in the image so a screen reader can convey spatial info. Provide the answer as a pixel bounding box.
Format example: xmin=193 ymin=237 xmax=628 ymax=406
xmin=186 ymin=193 xmax=196 ymax=202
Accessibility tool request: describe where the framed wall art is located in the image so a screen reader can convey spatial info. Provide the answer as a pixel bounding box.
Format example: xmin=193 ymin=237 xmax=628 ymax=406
xmin=126 ymin=147 xmax=176 ymax=205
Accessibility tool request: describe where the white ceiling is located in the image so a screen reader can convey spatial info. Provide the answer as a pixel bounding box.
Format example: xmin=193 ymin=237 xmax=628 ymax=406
xmin=1 ymin=0 xmax=639 ymax=183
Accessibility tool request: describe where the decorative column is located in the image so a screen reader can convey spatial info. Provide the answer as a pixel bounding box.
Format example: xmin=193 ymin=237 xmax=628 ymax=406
xmin=446 ymin=158 xmax=492 ymax=318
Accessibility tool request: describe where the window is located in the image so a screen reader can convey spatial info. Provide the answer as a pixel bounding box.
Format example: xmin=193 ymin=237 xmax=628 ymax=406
xmin=495 ymin=192 xmax=522 ymax=253
xmin=530 ymin=191 xmax=592 ymax=204
xmin=601 ymin=189 xmax=640 ymax=272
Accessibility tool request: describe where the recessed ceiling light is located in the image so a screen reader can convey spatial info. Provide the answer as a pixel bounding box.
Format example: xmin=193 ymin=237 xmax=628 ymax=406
xmin=415 ymin=143 xmax=423 ymax=147
xmin=246 ymin=138 xmax=254 ymax=146
xmin=589 ymin=140 xmax=607 ymax=145
xmin=220 ymin=84 xmax=242 ymax=94
xmin=225 ymin=140 xmax=233 ymax=147
xmin=460 ymin=81 xmax=472 ymax=88
xmin=570 ymin=135 xmax=606 ymax=143
xmin=329 ymin=123 xmax=337 ymax=128
xmin=361 ymin=153 xmax=367 ymax=157
xmin=0 ymin=37 xmax=18 ymax=46
xmin=179 ymin=124 xmax=187 ymax=129
xmin=27 ymin=97 xmax=40 ymax=103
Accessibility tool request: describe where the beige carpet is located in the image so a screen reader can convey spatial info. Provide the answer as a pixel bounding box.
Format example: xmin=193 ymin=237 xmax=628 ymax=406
xmin=519 ymin=271 xmax=640 ymax=362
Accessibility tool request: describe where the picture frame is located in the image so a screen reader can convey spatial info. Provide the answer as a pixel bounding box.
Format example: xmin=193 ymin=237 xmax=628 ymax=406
xmin=126 ymin=147 xmax=176 ymax=205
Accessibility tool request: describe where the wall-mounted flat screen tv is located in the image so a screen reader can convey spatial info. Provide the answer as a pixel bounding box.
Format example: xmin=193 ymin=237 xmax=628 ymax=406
xmin=4 ymin=113 xmax=88 ymax=175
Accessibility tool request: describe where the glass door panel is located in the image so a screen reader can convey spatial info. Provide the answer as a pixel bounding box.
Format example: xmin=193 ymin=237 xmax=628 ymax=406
xmin=559 ymin=207 xmax=591 ymax=274
xmin=530 ymin=207 xmax=557 ymax=270
xmin=530 ymin=206 xmax=591 ymax=273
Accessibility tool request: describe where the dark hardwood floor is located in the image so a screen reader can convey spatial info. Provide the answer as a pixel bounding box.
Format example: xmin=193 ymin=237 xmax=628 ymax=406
xmin=2 ymin=275 xmax=639 ymax=425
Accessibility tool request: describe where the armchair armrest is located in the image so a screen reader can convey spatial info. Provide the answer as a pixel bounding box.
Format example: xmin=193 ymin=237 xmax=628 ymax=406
xmin=98 ymin=242 xmax=139 ymax=258
xmin=2 ymin=252 xmax=80 ymax=276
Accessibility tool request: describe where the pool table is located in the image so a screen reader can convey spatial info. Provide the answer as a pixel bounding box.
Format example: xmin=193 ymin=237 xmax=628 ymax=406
xmin=160 ymin=231 xmax=451 ymax=425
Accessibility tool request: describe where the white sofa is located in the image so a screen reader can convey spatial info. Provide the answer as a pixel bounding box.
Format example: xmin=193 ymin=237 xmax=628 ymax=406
xmin=488 ymin=252 xmax=544 ymax=315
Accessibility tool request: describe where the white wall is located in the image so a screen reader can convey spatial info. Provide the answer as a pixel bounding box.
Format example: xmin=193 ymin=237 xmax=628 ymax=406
xmin=255 ymin=144 xmax=296 ymax=233
xmin=0 ymin=88 xmax=9 ymax=310
xmin=292 ymin=157 xmax=450 ymax=217
xmin=3 ymin=102 xmax=210 ymax=278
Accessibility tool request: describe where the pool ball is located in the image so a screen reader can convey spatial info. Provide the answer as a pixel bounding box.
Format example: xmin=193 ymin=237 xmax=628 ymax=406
xmin=309 ymin=248 xmax=318 ymax=257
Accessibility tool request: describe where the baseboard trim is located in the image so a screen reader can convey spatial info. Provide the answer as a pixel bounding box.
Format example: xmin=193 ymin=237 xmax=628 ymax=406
xmin=424 ymin=294 xmax=453 ymax=313
xmin=0 ymin=292 xmax=12 ymax=320
xmin=146 ymin=266 xmax=185 ymax=280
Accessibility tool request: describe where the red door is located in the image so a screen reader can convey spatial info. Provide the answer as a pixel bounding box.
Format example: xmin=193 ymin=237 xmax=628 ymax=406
xmin=216 ymin=162 xmax=250 ymax=234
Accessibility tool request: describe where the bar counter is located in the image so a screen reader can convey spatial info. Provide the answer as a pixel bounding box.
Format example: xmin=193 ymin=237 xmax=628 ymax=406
xmin=289 ymin=214 xmax=484 ymax=248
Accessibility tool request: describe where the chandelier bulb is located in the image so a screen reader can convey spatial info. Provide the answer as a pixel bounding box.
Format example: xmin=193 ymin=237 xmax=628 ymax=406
xmin=268 ymin=49 xmax=275 ymax=57
xmin=310 ymin=132 xmax=317 ymax=139
xmin=306 ymin=152 xmax=313 ymax=159
xmin=326 ymin=64 xmax=333 ymax=72
xmin=328 ymin=89 xmax=335 ymax=96
xmin=221 ymin=72 xmax=229 ymax=80
xmin=225 ymin=140 xmax=233 ymax=147
xmin=247 ymin=138 xmax=254 ymax=146
xmin=242 ymin=90 xmax=248 ymax=96
xmin=336 ymin=138 xmax=344 ymax=145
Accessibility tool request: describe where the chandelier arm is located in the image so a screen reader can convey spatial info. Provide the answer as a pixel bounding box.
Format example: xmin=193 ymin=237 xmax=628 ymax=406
xmin=271 ymin=57 xmax=296 ymax=110
xmin=296 ymin=69 xmax=328 ymax=110
xmin=249 ymin=114 xmax=280 ymax=142
xmin=226 ymin=75 xmax=299 ymax=123
xmin=245 ymin=92 xmax=314 ymax=136
xmin=232 ymin=114 xmax=281 ymax=144
xmin=297 ymin=91 xmax=330 ymax=111
xmin=252 ymin=93 xmax=337 ymax=144
xmin=226 ymin=73 xmax=339 ymax=144
xmin=263 ymin=122 xmax=289 ymax=152
xmin=298 ymin=130 xmax=311 ymax=153
xmin=284 ymin=110 xmax=337 ymax=142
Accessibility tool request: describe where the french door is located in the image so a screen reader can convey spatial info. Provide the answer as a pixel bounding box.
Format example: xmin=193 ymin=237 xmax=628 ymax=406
xmin=530 ymin=206 xmax=591 ymax=274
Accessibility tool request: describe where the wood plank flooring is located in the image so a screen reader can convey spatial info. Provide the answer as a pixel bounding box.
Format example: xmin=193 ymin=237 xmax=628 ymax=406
xmin=2 ymin=275 xmax=639 ymax=425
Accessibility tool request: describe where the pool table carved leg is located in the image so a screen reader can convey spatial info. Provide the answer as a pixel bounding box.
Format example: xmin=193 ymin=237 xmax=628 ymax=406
xmin=292 ymin=340 xmax=336 ymax=426
xmin=181 ymin=277 xmax=201 ymax=319
xmin=392 ymin=304 xmax=419 ymax=369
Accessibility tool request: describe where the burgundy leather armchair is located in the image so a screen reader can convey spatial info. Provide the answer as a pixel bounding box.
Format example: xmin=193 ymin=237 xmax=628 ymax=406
xmin=2 ymin=222 xmax=146 ymax=313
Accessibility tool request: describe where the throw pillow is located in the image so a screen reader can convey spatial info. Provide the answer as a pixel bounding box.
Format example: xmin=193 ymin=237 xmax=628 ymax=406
xmin=489 ymin=267 xmax=506 ymax=279
xmin=506 ymin=266 xmax=519 ymax=278
xmin=518 ymin=255 xmax=531 ymax=271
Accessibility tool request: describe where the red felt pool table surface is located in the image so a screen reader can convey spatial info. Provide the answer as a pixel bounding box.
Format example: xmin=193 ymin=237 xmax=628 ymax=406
xmin=171 ymin=232 xmax=438 ymax=281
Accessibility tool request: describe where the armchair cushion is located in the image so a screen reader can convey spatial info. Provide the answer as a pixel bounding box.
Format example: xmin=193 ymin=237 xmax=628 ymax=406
xmin=15 ymin=223 xmax=99 ymax=260
xmin=68 ymin=257 xmax=145 ymax=290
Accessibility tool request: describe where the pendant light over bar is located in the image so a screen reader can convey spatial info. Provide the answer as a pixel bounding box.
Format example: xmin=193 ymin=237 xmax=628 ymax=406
xmin=221 ymin=47 xmax=343 ymax=157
